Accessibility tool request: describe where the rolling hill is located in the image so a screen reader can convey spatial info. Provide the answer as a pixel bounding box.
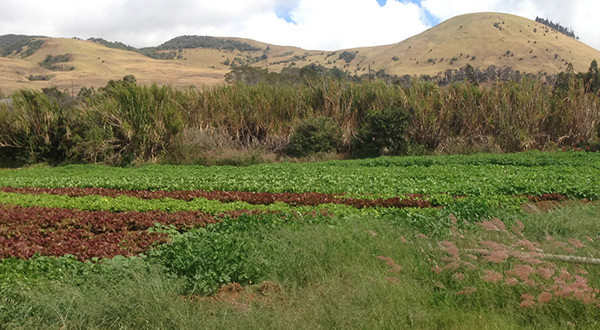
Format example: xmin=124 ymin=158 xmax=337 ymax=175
xmin=1 ymin=12 xmax=600 ymax=95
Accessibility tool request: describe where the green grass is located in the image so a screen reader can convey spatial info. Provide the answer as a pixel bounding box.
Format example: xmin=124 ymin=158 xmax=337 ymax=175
xmin=2 ymin=202 xmax=600 ymax=329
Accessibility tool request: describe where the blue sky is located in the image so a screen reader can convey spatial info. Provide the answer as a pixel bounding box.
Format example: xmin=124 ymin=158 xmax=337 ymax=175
xmin=376 ymin=0 xmax=441 ymax=25
xmin=1 ymin=0 xmax=599 ymax=51
xmin=276 ymin=0 xmax=441 ymax=28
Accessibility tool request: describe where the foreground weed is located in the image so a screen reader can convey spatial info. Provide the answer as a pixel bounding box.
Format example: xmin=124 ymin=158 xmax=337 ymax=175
xmin=420 ymin=212 xmax=600 ymax=327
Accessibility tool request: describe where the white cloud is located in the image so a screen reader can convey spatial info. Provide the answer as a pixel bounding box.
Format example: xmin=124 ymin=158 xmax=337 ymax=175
xmin=0 ymin=0 xmax=428 ymax=50
xmin=240 ymin=0 xmax=428 ymax=50
xmin=0 ymin=0 xmax=598 ymax=51
xmin=0 ymin=1 xmax=281 ymax=45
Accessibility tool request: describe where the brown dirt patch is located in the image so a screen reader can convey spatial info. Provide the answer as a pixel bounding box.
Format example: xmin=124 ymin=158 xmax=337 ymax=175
xmin=522 ymin=201 xmax=564 ymax=213
xmin=521 ymin=199 xmax=596 ymax=214
xmin=256 ymin=281 xmax=283 ymax=297
xmin=188 ymin=281 xmax=284 ymax=312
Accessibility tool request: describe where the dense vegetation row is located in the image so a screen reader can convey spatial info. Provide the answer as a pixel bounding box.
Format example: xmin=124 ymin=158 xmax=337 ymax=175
xmin=0 ymin=152 xmax=597 ymax=199
xmin=0 ymin=191 xmax=426 ymax=218
xmin=1 ymin=61 xmax=600 ymax=165
xmin=0 ymin=186 xmax=432 ymax=208
xmin=0 ymin=204 xmax=277 ymax=260
xmin=535 ymin=16 xmax=578 ymax=39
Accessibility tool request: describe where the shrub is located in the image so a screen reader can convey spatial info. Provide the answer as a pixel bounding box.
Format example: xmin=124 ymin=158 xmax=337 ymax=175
xmin=39 ymin=54 xmax=71 ymax=70
xmin=27 ymin=75 xmax=53 ymax=81
xmin=338 ymin=51 xmax=356 ymax=63
xmin=0 ymin=89 xmax=82 ymax=164
xmin=148 ymin=214 xmax=280 ymax=295
xmin=286 ymin=117 xmax=342 ymax=157
xmin=87 ymin=79 xmax=184 ymax=165
xmin=352 ymin=106 xmax=412 ymax=157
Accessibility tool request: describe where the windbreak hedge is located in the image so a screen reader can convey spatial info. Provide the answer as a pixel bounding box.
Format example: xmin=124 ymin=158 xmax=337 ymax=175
xmin=0 ymin=73 xmax=599 ymax=165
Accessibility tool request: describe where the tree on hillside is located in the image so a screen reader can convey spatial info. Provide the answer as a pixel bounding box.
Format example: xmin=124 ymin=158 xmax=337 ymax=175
xmin=338 ymin=51 xmax=356 ymax=63
xmin=123 ymin=74 xmax=137 ymax=85
xmin=535 ymin=17 xmax=579 ymax=39
xmin=464 ymin=64 xmax=478 ymax=86
xmin=584 ymin=59 xmax=600 ymax=94
xmin=554 ymin=63 xmax=575 ymax=94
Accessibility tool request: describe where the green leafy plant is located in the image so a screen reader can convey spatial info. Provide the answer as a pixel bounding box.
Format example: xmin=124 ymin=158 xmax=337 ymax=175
xmin=353 ymin=106 xmax=412 ymax=157
xmin=148 ymin=215 xmax=281 ymax=294
xmin=286 ymin=117 xmax=342 ymax=157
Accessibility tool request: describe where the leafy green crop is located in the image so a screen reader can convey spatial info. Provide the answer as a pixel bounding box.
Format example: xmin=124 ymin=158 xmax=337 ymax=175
xmin=0 ymin=152 xmax=598 ymax=199
xmin=0 ymin=191 xmax=365 ymax=216
xmin=147 ymin=214 xmax=284 ymax=295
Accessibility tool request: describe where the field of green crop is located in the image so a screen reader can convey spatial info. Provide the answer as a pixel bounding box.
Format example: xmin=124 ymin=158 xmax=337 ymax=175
xmin=1 ymin=151 xmax=598 ymax=197
xmin=1 ymin=151 xmax=599 ymax=329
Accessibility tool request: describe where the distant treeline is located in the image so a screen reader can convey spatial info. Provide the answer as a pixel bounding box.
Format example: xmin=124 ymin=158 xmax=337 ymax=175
xmin=155 ymin=36 xmax=261 ymax=52
xmin=1 ymin=34 xmax=263 ymax=61
xmin=535 ymin=17 xmax=579 ymax=39
xmin=87 ymin=38 xmax=138 ymax=52
xmin=0 ymin=34 xmax=45 ymax=58
xmin=88 ymin=35 xmax=261 ymax=60
xmin=1 ymin=62 xmax=599 ymax=166
xmin=226 ymin=63 xmax=553 ymax=87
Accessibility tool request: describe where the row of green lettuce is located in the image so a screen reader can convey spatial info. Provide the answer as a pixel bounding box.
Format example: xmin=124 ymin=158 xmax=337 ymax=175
xmin=0 ymin=152 xmax=598 ymax=199
xmin=0 ymin=191 xmax=526 ymax=221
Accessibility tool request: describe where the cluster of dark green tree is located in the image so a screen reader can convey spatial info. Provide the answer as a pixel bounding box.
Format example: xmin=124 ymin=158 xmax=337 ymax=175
xmin=1 ymin=61 xmax=599 ymax=166
xmin=226 ymin=63 xmax=554 ymax=88
xmin=88 ymin=35 xmax=261 ymax=60
xmin=0 ymin=34 xmax=45 ymax=57
xmin=39 ymin=54 xmax=73 ymax=71
xmin=535 ymin=17 xmax=578 ymax=39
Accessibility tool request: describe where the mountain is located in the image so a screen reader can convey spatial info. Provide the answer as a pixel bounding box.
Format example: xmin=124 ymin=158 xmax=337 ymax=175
xmin=346 ymin=12 xmax=600 ymax=76
xmin=1 ymin=12 xmax=599 ymax=95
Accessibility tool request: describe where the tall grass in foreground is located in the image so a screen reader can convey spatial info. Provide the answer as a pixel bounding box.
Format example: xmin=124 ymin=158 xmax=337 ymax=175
xmin=1 ymin=77 xmax=599 ymax=165
xmin=2 ymin=203 xmax=600 ymax=329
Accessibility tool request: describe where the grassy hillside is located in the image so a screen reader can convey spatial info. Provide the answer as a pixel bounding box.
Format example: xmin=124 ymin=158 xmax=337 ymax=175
xmin=0 ymin=38 xmax=226 ymax=95
xmin=241 ymin=12 xmax=600 ymax=76
xmin=1 ymin=12 xmax=599 ymax=94
xmin=360 ymin=12 xmax=600 ymax=76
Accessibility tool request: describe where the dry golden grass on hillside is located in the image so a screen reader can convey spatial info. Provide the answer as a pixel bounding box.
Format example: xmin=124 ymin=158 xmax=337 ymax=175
xmin=1 ymin=38 xmax=227 ymax=94
xmin=1 ymin=12 xmax=599 ymax=95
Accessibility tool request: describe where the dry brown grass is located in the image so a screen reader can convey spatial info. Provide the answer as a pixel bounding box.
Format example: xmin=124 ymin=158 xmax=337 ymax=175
xmin=2 ymin=13 xmax=599 ymax=94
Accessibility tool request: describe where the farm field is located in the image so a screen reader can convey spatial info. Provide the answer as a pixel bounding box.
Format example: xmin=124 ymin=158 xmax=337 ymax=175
xmin=1 ymin=151 xmax=600 ymax=329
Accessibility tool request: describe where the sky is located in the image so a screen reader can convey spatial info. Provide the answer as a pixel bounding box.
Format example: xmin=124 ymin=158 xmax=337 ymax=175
xmin=1 ymin=0 xmax=599 ymax=51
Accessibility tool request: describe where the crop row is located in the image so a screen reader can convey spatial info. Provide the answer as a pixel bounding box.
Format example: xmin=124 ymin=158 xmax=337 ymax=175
xmin=0 ymin=186 xmax=432 ymax=208
xmin=0 ymin=152 xmax=597 ymax=198
xmin=0 ymin=189 xmax=569 ymax=219
xmin=0 ymin=204 xmax=270 ymax=260
xmin=0 ymin=191 xmax=365 ymax=215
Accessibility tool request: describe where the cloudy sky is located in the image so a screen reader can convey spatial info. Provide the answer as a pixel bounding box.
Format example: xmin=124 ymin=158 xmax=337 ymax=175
xmin=1 ymin=0 xmax=598 ymax=51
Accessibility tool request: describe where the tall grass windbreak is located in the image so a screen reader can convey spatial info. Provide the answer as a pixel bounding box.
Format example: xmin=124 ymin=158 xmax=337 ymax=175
xmin=0 ymin=76 xmax=598 ymax=165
